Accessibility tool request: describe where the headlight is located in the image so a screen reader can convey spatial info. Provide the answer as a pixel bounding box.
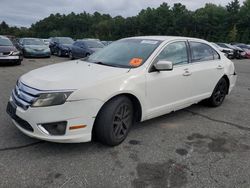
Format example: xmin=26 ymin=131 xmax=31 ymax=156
xmin=32 ymin=92 xmax=72 ymax=107
xmin=11 ymin=51 xmax=20 ymax=56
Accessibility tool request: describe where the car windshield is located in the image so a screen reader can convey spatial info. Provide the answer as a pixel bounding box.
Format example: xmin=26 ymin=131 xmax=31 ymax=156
xmin=23 ymin=39 xmax=44 ymax=45
xmin=0 ymin=38 xmax=13 ymax=46
xmin=85 ymin=39 xmax=161 ymax=68
xmin=211 ymin=43 xmax=220 ymax=49
xmin=238 ymin=44 xmax=250 ymax=50
xmin=217 ymin=43 xmax=228 ymax=48
xmin=83 ymin=40 xmax=104 ymax=48
xmin=58 ymin=38 xmax=74 ymax=44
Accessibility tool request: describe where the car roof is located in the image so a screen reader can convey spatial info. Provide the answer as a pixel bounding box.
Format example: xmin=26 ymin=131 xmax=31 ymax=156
xmin=54 ymin=37 xmax=72 ymax=39
xmin=21 ymin=38 xmax=41 ymax=40
xmin=124 ymin=36 xmax=207 ymax=42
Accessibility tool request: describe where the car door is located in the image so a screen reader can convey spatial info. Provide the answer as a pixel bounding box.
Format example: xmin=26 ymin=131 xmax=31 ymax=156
xmin=79 ymin=42 xmax=87 ymax=58
xmin=71 ymin=41 xmax=79 ymax=58
xmin=187 ymin=41 xmax=225 ymax=101
xmin=146 ymin=41 xmax=193 ymax=119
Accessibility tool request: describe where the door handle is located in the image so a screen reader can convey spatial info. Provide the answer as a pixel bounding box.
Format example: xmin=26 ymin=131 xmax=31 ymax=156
xmin=183 ymin=70 xmax=192 ymax=76
xmin=217 ymin=65 xmax=224 ymax=70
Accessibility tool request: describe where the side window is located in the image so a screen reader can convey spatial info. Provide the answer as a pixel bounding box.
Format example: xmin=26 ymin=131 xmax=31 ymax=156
xmin=74 ymin=41 xmax=79 ymax=46
xmin=155 ymin=41 xmax=188 ymax=66
xmin=212 ymin=48 xmax=220 ymax=60
xmin=190 ymin=42 xmax=219 ymax=62
xmin=79 ymin=42 xmax=85 ymax=48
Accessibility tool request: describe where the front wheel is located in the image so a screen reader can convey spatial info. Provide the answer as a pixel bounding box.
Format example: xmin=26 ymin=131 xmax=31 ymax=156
xmin=206 ymin=78 xmax=228 ymax=107
xmin=94 ymin=96 xmax=134 ymax=146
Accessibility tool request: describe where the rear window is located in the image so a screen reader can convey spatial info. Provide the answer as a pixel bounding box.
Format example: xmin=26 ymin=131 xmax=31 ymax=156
xmin=83 ymin=40 xmax=104 ymax=48
xmin=190 ymin=42 xmax=220 ymax=62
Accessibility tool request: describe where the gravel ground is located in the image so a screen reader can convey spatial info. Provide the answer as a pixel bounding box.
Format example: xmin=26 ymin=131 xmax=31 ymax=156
xmin=0 ymin=57 xmax=250 ymax=188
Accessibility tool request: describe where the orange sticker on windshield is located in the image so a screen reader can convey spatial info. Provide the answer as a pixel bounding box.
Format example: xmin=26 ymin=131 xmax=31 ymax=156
xmin=129 ymin=58 xmax=143 ymax=67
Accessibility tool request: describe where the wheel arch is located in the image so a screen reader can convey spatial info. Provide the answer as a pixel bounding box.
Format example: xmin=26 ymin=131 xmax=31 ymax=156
xmin=92 ymin=93 xmax=143 ymax=140
xmin=222 ymin=74 xmax=230 ymax=94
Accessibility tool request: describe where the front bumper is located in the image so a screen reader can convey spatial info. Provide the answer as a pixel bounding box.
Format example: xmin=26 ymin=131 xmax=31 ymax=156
xmin=0 ymin=55 xmax=23 ymax=63
xmin=7 ymin=97 xmax=104 ymax=143
xmin=24 ymin=51 xmax=50 ymax=57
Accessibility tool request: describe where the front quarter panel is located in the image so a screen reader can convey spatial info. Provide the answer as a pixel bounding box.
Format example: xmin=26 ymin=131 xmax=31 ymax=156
xmin=68 ymin=68 xmax=147 ymax=120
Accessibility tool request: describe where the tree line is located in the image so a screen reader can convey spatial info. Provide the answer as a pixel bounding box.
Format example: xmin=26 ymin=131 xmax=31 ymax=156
xmin=0 ymin=0 xmax=250 ymax=43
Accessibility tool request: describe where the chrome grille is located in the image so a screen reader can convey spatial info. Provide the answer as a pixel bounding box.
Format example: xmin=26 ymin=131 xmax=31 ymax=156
xmin=12 ymin=81 xmax=39 ymax=110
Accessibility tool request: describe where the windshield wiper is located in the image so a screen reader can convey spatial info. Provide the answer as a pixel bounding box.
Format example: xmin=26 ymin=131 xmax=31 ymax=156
xmin=93 ymin=61 xmax=125 ymax=68
xmin=79 ymin=59 xmax=129 ymax=68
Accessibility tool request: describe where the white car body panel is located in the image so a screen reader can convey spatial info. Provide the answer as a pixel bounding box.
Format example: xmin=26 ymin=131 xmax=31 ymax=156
xmin=8 ymin=36 xmax=237 ymax=143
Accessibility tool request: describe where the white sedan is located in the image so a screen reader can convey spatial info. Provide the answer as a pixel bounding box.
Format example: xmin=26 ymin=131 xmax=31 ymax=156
xmin=6 ymin=36 xmax=237 ymax=146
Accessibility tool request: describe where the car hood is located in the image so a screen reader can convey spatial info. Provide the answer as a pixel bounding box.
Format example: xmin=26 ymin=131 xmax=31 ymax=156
xmin=24 ymin=45 xmax=48 ymax=50
xmin=0 ymin=46 xmax=17 ymax=53
xmin=20 ymin=60 xmax=129 ymax=91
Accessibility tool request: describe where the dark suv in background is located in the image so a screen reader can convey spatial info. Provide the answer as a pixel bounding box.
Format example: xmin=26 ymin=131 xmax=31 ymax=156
xmin=69 ymin=39 xmax=104 ymax=59
xmin=0 ymin=35 xmax=23 ymax=65
xmin=49 ymin=37 xmax=74 ymax=57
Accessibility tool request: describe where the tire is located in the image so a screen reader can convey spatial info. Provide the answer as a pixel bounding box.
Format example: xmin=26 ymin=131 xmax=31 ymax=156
xmin=86 ymin=53 xmax=90 ymax=57
xmin=94 ymin=96 xmax=134 ymax=146
xmin=206 ymin=77 xmax=228 ymax=107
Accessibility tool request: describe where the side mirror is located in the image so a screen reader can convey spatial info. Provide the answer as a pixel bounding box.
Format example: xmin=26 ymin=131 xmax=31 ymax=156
xmin=154 ymin=60 xmax=173 ymax=71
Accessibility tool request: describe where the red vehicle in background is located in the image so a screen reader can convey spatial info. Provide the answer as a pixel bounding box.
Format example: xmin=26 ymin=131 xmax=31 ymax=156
xmin=234 ymin=44 xmax=250 ymax=59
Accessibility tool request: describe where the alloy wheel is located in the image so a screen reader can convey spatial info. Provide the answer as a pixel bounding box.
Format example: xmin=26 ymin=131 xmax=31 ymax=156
xmin=213 ymin=80 xmax=227 ymax=105
xmin=113 ymin=104 xmax=132 ymax=140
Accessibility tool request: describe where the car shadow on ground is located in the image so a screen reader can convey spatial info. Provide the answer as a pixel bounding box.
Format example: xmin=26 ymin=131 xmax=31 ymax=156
xmin=1 ymin=103 xmax=211 ymax=154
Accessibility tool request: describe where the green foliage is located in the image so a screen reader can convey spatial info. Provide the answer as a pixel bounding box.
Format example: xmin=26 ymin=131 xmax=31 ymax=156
xmin=0 ymin=0 xmax=250 ymax=43
xmin=228 ymin=25 xmax=238 ymax=42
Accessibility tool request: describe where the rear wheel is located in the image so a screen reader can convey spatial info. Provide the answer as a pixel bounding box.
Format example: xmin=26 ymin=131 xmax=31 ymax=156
xmin=206 ymin=78 xmax=228 ymax=107
xmin=94 ymin=96 xmax=134 ymax=146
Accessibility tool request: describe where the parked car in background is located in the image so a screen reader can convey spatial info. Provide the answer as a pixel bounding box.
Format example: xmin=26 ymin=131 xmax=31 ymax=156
xmin=49 ymin=37 xmax=74 ymax=57
xmin=17 ymin=38 xmax=50 ymax=58
xmin=6 ymin=36 xmax=237 ymax=146
xmin=0 ymin=35 xmax=23 ymax=65
xmin=217 ymin=43 xmax=243 ymax=59
xmin=101 ymin=41 xmax=113 ymax=46
xmin=42 ymin=39 xmax=50 ymax=46
xmin=210 ymin=42 xmax=234 ymax=59
xmin=69 ymin=39 xmax=104 ymax=59
xmin=230 ymin=44 xmax=247 ymax=58
xmin=234 ymin=44 xmax=250 ymax=59
xmin=83 ymin=38 xmax=100 ymax=41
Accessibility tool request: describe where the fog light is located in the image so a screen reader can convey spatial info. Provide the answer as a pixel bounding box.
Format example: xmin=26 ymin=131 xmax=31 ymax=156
xmin=39 ymin=121 xmax=67 ymax=135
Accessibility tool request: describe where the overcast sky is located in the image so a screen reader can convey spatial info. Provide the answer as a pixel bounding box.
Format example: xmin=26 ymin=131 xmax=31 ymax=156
xmin=0 ymin=0 xmax=245 ymax=27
